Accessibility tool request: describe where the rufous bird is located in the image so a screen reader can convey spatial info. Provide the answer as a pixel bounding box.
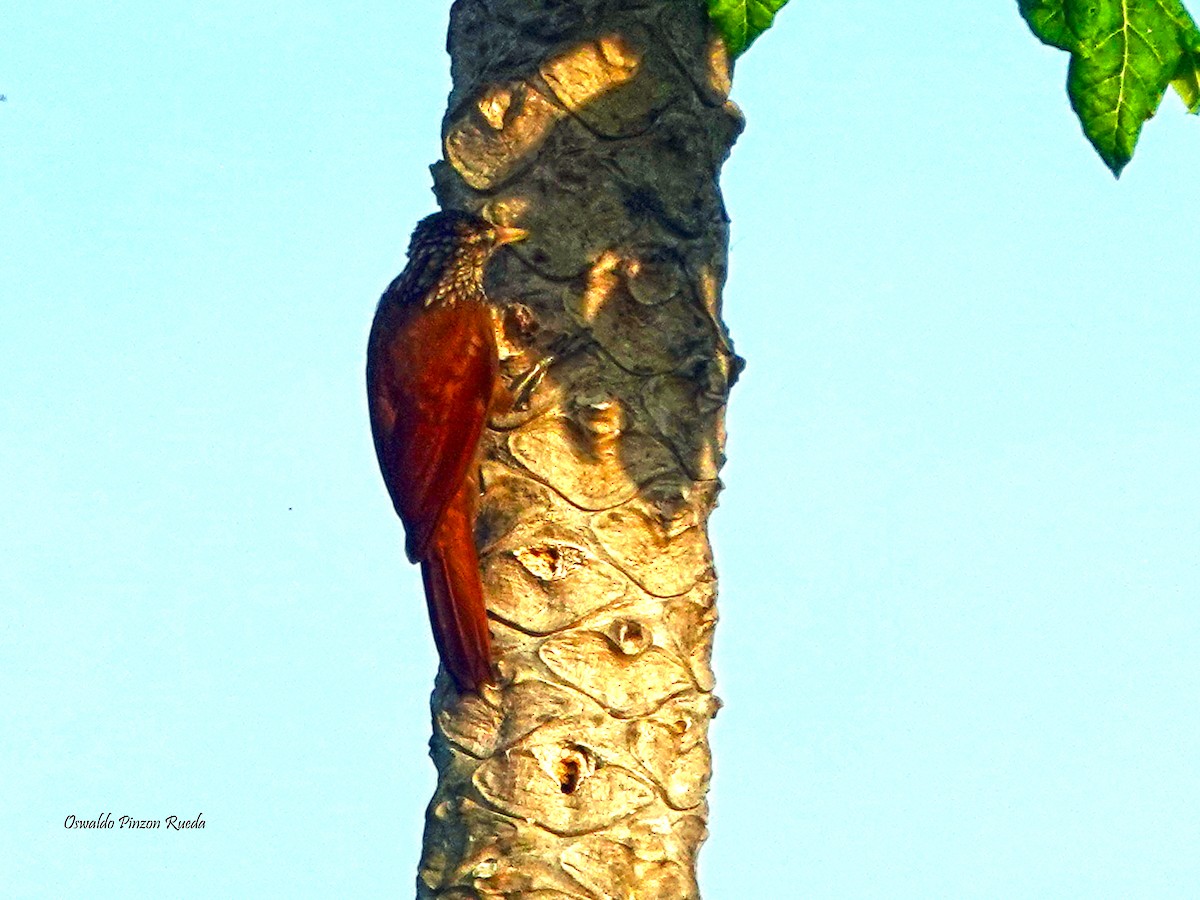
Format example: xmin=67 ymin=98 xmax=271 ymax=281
xmin=366 ymin=210 xmax=528 ymax=692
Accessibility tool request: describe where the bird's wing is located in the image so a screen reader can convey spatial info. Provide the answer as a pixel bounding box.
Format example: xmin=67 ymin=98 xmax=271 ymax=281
xmin=368 ymin=302 xmax=497 ymax=562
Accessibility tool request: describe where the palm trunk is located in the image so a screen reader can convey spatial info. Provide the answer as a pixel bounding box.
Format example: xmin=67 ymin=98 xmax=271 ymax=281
xmin=418 ymin=1 xmax=742 ymax=896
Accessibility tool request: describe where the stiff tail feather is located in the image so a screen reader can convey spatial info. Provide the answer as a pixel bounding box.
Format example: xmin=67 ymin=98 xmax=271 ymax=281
xmin=420 ymin=529 xmax=493 ymax=692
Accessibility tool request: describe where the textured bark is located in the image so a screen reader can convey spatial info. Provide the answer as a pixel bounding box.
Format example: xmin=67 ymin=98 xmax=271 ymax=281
xmin=418 ymin=2 xmax=742 ymax=897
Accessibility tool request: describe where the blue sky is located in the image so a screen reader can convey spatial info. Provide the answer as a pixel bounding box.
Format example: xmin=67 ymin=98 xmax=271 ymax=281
xmin=3 ymin=2 xmax=1198 ymax=897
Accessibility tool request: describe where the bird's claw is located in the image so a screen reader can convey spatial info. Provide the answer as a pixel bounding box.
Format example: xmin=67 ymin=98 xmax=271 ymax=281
xmin=509 ymin=356 xmax=551 ymax=411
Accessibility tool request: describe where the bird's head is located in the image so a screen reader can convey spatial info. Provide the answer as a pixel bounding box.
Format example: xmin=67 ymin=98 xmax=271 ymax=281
xmin=408 ymin=210 xmax=527 ymax=256
xmin=399 ymin=211 xmax=527 ymax=307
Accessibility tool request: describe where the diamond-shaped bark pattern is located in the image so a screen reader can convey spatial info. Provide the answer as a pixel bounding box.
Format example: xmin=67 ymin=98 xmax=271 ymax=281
xmin=422 ymin=0 xmax=737 ymax=896
xmin=475 ymin=741 xmax=655 ymax=836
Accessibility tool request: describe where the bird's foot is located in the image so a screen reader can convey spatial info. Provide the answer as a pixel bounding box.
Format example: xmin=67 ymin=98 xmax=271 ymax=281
xmin=509 ymin=356 xmax=551 ymax=412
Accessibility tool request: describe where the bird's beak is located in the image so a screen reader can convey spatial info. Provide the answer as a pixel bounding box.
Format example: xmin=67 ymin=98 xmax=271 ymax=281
xmin=492 ymin=225 xmax=528 ymax=246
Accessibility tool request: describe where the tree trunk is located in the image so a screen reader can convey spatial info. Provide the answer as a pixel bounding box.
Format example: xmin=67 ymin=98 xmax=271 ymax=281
xmin=418 ymin=1 xmax=742 ymax=896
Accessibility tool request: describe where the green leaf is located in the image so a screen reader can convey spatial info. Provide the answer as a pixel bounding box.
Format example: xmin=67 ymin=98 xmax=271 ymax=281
xmin=1019 ymin=0 xmax=1077 ymax=50
xmin=1170 ymin=22 xmax=1200 ymax=110
xmin=1019 ymin=0 xmax=1200 ymax=175
xmin=1171 ymin=46 xmax=1200 ymax=110
xmin=707 ymin=0 xmax=789 ymax=57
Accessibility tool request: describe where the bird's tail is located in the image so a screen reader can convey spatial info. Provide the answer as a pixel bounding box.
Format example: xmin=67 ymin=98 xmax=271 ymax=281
xmin=420 ymin=511 xmax=493 ymax=693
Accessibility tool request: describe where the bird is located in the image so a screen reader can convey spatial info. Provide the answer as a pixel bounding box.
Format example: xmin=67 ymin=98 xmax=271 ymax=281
xmin=366 ymin=210 xmax=527 ymax=693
